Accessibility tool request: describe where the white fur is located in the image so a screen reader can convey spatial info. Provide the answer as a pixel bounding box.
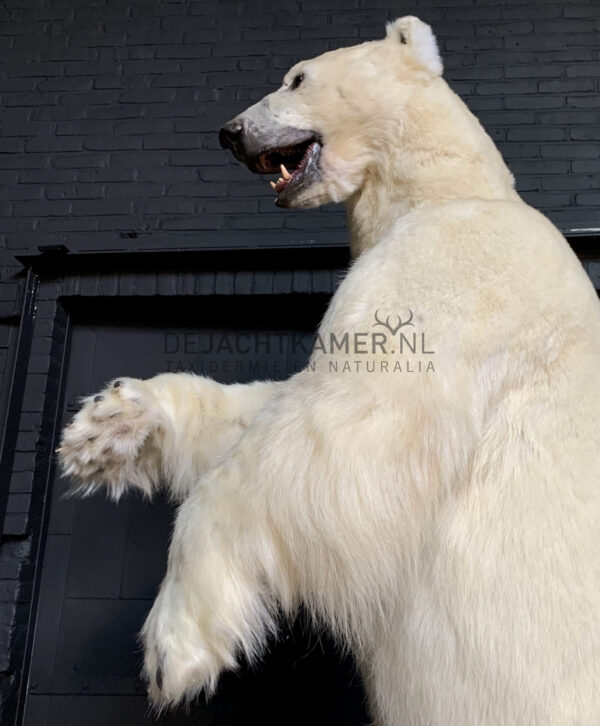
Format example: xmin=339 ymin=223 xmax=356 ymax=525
xmin=58 ymin=17 xmax=600 ymax=726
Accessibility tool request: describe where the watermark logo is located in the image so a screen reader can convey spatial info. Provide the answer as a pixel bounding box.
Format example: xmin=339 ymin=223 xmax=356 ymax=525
xmin=373 ymin=308 xmax=414 ymax=336
xmin=160 ymin=308 xmax=435 ymax=377
xmin=310 ymin=309 xmax=435 ymax=374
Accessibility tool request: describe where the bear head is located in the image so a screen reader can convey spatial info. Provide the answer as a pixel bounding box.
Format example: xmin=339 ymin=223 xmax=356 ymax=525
xmin=219 ymin=16 xmax=444 ymax=209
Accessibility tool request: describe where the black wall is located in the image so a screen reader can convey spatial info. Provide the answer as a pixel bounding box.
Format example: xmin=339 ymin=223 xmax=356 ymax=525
xmin=0 ymin=0 xmax=599 ymax=263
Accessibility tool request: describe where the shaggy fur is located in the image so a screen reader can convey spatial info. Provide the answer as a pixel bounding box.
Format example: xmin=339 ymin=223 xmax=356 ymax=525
xmin=58 ymin=17 xmax=600 ymax=726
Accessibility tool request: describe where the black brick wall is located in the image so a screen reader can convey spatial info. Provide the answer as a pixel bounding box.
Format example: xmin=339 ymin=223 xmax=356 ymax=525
xmin=0 ymin=0 xmax=598 ymax=264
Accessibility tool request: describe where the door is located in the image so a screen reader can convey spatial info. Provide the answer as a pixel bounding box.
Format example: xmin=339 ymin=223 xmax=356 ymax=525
xmin=23 ymin=295 xmax=368 ymax=726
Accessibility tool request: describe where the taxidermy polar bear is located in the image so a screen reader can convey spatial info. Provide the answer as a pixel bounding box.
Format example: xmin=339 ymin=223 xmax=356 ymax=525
xmin=58 ymin=16 xmax=600 ymax=726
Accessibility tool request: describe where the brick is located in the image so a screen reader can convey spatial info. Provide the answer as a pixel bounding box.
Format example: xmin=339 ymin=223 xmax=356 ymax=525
xmin=40 ymin=47 xmax=98 ymax=62
xmin=505 ymin=64 xmax=564 ymax=79
xmin=514 ymin=175 xmax=540 ymax=192
xmin=139 ymin=168 xmax=198 ymax=183
xmin=505 ymin=96 xmax=565 ymax=110
xmin=45 ymin=184 xmax=104 ymax=200
xmin=82 ymin=136 xmax=142 ymax=150
xmin=162 ymin=16 xmax=218 ymax=32
xmin=538 ymin=110 xmax=598 ymax=125
xmin=566 ymin=63 xmax=600 ymax=78
xmin=541 ymin=143 xmax=599 ymax=159
xmin=114 ymin=119 xmax=174 ymax=134
xmin=563 ymin=33 xmax=600 ymax=48
xmin=508 ymin=159 xmax=570 ymax=175
xmin=539 ymin=80 xmax=594 ymax=93
xmin=0 ymin=79 xmax=37 ymax=93
xmin=51 ymin=153 xmax=108 ymax=168
xmin=166 ymin=182 xmax=211 ymax=197
xmin=564 ymin=6 xmax=599 ymax=18
xmin=160 ymin=215 xmax=224 ymax=230
xmin=571 ymin=128 xmax=600 ymax=141
xmin=70 ymin=199 xmax=132 ymax=216
xmin=540 ymin=49 xmax=594 ymax=63
xmin=13 ymin=200 xmax=70 ymax=217
xmin=505 ymin=36 xmax=561 ymax=52
xmin=105 ymin=182 xmax=164 ymax=197
xmin=134 ymin=198 xmax=195 ymax=214
xmin=6 ymin=494 xmax=30 ymax=514
xmin=507 ymin=128 xmax=566 ymax=142
xmin=534 ymin=20 xmax=595 ymax=35
xmin=521 ymin=192 xmax=573 ymax=207
xmin=445 ymin=37 xmax=503 ymax=52
xmin=4 ymin=92 xmax=58 ymax=107
xmin=155 ymin=45 xmax=212 ymax=60
xmin=37 ymin=217 xmax=98 ymax=232
xmin=63 ymin=61 xmax=121 ymax=76
xmin=543 ymin=175 xmax=600 ymax=191
xmin=37 ymin=77 xmax=94 ymax=92
xmin=477 ymin=22 xmax=533 ymax=36
xmin=97 ymin=214 xmax=147 ymax=231
xmin=500 ymin=5 xmax=560 ymax=20
xmin=75 ymin=168 xmax=135 ymax=182
xmin=88 ymin=104 xmax=145 ymax=119
xmin=476 ymin=80 xmax=538 ymax=95
xmin=119 ymin=88 xmax=176 ymax=103
xmin=8 ymin=61 xmax=64 ymax=77
xmin=121 ymin=59 xmax=179 ymax=75
xmin=108 ymin=151 xmax=170 ymax=168
xmin=449 ymin=66 xmax=504 ymax=81
xmin=170 ymin=150 xmax=224 ymax=165
xmin=143 ymin=134 xmax=204 ymax=150
xmin=24 ymin=137 xmax=83 ymax=152
xmin=567 ymin=96 xmax=600 ymax=109
xmin=571 ymin=159 xmax=600 ymax=174
xmin=0 ymin=155 xmax=49 ymax=170
xmin=576 ymin=192 xmax=600 ymax=206
xmin=56 ymin=120 xmax=113 ymax=135
xmin=127 ymin=30 xmax=184 ymax=45
xmin=0 ymin=185 xmax=43 ymax=201
xmin=19 ymin=170 xmax=75 ymax=183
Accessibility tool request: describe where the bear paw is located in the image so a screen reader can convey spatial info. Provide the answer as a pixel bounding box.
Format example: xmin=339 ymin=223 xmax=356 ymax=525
xmin=142 ymin=577 xmax=233 ymax=706
xmin=57 ymin=377 xmax=162 ymax=499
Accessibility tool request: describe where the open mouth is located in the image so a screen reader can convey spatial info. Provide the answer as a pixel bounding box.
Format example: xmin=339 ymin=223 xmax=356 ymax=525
xmin=251 ymin=137 xmax=322 ymax=206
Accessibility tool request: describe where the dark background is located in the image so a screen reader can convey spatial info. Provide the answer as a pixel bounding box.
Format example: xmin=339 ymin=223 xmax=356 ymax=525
xmin=0 ymin=0 xmax=599 ymax=724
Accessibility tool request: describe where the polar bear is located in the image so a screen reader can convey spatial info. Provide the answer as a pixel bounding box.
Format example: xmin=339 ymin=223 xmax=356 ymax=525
xmin=58 ymin=16 xmax=600 ymax=726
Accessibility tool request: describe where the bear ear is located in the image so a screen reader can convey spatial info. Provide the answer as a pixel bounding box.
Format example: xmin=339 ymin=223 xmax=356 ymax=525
xmin=386 ymin=16 xmax=444 ymax=77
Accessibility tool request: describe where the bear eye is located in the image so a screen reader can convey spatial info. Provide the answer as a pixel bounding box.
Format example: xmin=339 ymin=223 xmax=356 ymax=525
xmin=290 ymin=72 xmax=304 ymax=91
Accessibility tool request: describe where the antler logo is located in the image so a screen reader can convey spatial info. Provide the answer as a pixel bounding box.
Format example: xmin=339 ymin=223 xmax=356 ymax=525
xmin=373 ymin=309 xmax=414 ymax=336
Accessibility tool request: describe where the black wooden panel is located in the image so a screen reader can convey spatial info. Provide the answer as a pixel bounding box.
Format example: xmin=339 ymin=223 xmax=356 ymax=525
xmin=23 ymin=295 xmax=368 ymax=726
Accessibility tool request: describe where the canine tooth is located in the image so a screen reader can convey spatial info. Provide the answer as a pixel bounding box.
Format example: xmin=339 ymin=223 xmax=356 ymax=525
xmin=280 ymin=164 xmax=291 ymax=180
xmin=270 ymin=181 xmax=276 ymax=189
xmin=278 ymin=177 xmax=283 ymax=184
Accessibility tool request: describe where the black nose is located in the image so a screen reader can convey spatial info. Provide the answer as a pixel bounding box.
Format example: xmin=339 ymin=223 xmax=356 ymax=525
xmin=219 ymin=120 xmax=243 ymax=151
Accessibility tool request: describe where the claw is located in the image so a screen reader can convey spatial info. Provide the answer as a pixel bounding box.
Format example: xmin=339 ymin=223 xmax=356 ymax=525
xmin=94 ymin=395 xmax=103 ymax=403
xmin=156 ymin=656 xmax=164 ymax=691
xmin=113 ymin=380 xmax=122 ymax=388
